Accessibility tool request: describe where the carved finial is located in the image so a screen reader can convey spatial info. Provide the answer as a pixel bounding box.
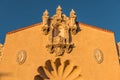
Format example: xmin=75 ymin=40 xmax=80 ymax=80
xmin=57 ymin=5 xmax=62 ymax=10
xmin=71 ymin=9 xmax=75 ymax=13
xmin=43 ymin=9 xmax=49 ymax=16
xmin=70 ymin=9 xmax=76 ymax=18
xmin=69 ymin=9 xmax=77 ymax=35
xmin=42 ymin=9 xmax=50 ymax=35
xmin=54 ymin=5 xmax=63 ymax=24
xmin=56 ymin=5 xmax=62 ymax=14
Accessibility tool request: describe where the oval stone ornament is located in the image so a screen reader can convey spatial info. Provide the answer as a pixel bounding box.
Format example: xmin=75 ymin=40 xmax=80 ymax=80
xmin=94 ymin=49 xmax=103 ymax=64
xmin=17 ymin=50 xmax=27 ymax=65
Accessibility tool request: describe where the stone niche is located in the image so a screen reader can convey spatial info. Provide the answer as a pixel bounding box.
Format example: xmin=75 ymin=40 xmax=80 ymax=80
xmin=42 ymin=6 xmax=79 ymax=56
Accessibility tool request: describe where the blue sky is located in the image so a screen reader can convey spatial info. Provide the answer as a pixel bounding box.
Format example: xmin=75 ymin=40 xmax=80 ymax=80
xmin=0 ymin=0 xmax=120 ymax=43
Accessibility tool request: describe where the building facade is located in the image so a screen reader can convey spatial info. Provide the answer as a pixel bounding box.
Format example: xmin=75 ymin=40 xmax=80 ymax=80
xmin=0 ymin=6 xmax=120 ymax=80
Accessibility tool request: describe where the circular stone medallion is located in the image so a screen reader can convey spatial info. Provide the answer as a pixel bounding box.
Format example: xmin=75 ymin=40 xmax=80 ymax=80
xmin=94 ymin=49 xmax=103 ymax=64
xmin=17 ymin=50 xmax=27 ymax=65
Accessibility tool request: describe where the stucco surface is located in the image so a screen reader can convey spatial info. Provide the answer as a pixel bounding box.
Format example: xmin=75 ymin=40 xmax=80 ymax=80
xmin=0 ymin=22 xmax=120 ymax=80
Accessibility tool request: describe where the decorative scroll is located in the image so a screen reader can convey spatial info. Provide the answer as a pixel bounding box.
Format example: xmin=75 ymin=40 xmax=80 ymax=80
xmin=42 ymin=6 xmax=79 ymax=56
xmin=34 ymin=58 xmax=83 ymax=80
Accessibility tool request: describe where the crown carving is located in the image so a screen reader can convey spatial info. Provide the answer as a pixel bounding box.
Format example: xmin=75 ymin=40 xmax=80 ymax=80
xmin=42 ymin=6 xmax=79 ymax=56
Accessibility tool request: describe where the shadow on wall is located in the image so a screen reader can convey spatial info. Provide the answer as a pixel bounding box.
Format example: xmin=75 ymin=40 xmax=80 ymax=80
xmin=0 ymin=72 xmax=12 ymax=79
xmin=34 ymin=58 xmax=82 ymax=80
xmin=116 ymin=43 xmax=120 ymax=64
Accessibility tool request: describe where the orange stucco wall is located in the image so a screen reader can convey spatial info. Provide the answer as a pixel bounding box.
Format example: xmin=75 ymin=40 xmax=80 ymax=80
xmin=0 ymin=22 xmax=120 ymax=80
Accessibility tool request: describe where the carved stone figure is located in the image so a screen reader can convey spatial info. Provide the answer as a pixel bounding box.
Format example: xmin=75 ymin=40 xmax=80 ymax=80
xmin=55 ymin=5 xmax=62 ymax=23
xmin=42 ymin=6 xmax=79 ymax=56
